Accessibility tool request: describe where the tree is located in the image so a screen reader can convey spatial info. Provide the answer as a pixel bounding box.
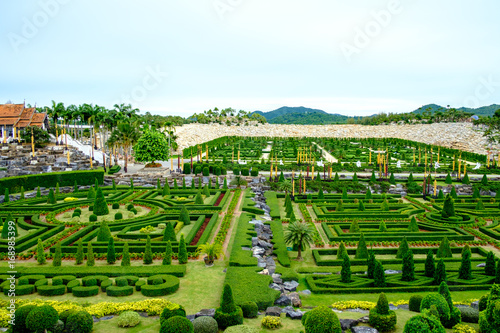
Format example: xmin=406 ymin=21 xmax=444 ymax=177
xmin=476 ymin=199 xmax=485 ymax=210
xmin=336 ymin=199 xmax=344 ymax=212
xmin=163 ymin=241 xmax=172 ymax=265
xmin=485 ymin=251 xmax=496 ymax=276
xmin=481 ymin=174 xmax=488 ymax=186
xmin=219 ymin=283 xmax=238 ymax=314
xmin=121 ymin=242 xmax=130 ymax=266
xmin=163 ymin=182 xmax=171 ymax=195
xmin=381 ymin=199 xmax=389 ymax=211
xmin=437 ymin=237 xmax=453 ymax=258
xmin=358 ymin=200 xmax=365 ymax=211
xmin=178 ymin=234 xmax=188 ymax=264
xmin=396 ymin=236 xmax=410 ymax=259
xmin=472 ymin=187 xmax=481 ymax=199
xmin=365 ymin=189 xmax=372 ymax=200
xmin=370 ymin=171 xmax=377 ymax=183
xmin=425 ymin=250 xmax=435 ymax=277
xmin=203 ymin=184 xmax=210 ymax=196
xmin=318 ymin=188 xmax=324 ymax=199
xmin=349 ymin=220 xmax=360 ymax=233
xmin=223 ymin=177 xmax=228 ymax=190
xmin=355 ymin=233 xmax=368 ymax=259
xmin=195 ymin=191 xmax=204 ymax=204
xmin=157 ymin=178 xmax=161 ymax=190
xmin=87 ymin=186 xmax=96 ymax=200
xmin=389 ymin=172 xmax=396 ymax=184
xmin=47 ymin=188 xmax=56 ymax=204
xmin=1 ymin=214 xmax=17 ymax=239
xmin=179 ymin=205 xmax=190 ymax=225
xmin=408 ymin=216 xmax=419 ymax=232
xmin=374 ymin=260 xmax=386 ymax=287
xmin=36 ymin=186 xmax=41 ymax=198
xmin=93 ymin=187 xmax=109 ymax=216
xmin=52 ymin=242 xmax=62 ymax=267
xmin=284 ymin=222 xmax=314 ymax=260
xmin=496 ymin=261 xmax=500 ymax=284
xmin=367 ymin=250 xmax=376 ymax=279
xmin=341 ymin=254 xmax=351 ymax=283
xmin=20 ymin=125 xmax=50 ymax=146
xmin=107 ymin=238 xmax=116 ymax=264
xmin=278 ymin=179 xmax=292 ymax=194
xmin=445 ymin=173 xmax=452 ymax=184
xmin=133 ymin=129 xmax=169 ymax=164
xmin=197 ymin=242 xmax=224 ymax=265
xmin=143 ymin=235 xmax=153 ymax=264
xmin=87 ymin=242 xmax=95 ymax=266
xmin=337 ymin=241 xmax=348 ymax=259
xmin=402 ymin=250 xmax=415 ymax=281
xmin=450 ymin=186 xmax=457 ymax=199
xmin=75 ymin=239 xmax=84 ymax=265
xmin=379 ymin=221 xmax=388 ymax=232
xmin=97 ymin=221 xmax=112 ymax=242
xmin=342 ymin=187 xmax=348 ymax=199
xmin=434 ymin=259 xmax=446 ymax=285
xmin=163 ymin=222 xmax=177 ymax=242
xmin=458 ymin=246 xmax=472 ymax=280
xmin=462 ymin=172 xmax=470 ymax=184
xmin=36 ymin=238 xmax=45 ymax=265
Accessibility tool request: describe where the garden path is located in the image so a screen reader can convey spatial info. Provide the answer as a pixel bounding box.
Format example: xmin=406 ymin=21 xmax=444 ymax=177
xmin=261 ymin=142 xmax=273 ymax=161
xmin=220 ymin=190 xmax=244 ymax=256
xmin=312 ymin=142 xmax=338 ymax=163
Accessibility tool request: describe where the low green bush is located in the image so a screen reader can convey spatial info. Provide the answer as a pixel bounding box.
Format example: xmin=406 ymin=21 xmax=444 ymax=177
xmin=112 ymin=203 xmax=120 ymax=209
xmin=12 ymin=304 xmax=36 ymax=333
xmin=161 ymin=316 xmax=194 ymax=333
xmin=141 ymin=274 xmax=180 ymax=296
xmin=67 ymin=280 xmax=80 ymax=292
xmin=409 ymin=295 xmax=423 ymax=312
xmin=72 ymin=286 xmax=99 ymax=297
xmin=192 ymin=316 xmax=218 ymax=333
xmin=159 ymin=304 xmax=186 ymax=326
xmin=403 ymin=314 xmax=445 ymax=333
xmin=89 ymin=214 xmax=97 ymax=222
xmin=82 ymin=277 xmax=97 ymax=286
xmin=420 ymin=294 xmax=450 ymax=326
xmin=303 ymin=305 xmax=342 ymax=333
xmin=369 ymin=293 xmax=397 ymax=332
xmin=115 ymin=212 xmax=123 ymax=220
xmin=241 ymin=301 xmax=258 ymax=318
xmin=66 ymin=310 xmax=93 ymax=333
xmin=58 ymin=309 xmax=76 ymax=325
xmin=116 ymin=277 xmax=128 ymax=287
xmin=37 ymin=284 xmax=66 ymax=296
xmin=100 ymin=279 xmax=112 ymax=292
xmin=223 ymin=325 xmax=258 ymax=333
xmin=117 ymin=311 xmax=141 ymax=328
xmin=135 ymin=280 xmax=145 ymax=291
xmin=106 ymin=285 xmax=134 ymax=297
xmin=26 ymin=305 xmax=59 ymax=333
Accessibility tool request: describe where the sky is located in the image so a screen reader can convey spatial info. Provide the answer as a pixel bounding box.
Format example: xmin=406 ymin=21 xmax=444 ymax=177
xmin=0 ymin=0 xmax=499 ymax=117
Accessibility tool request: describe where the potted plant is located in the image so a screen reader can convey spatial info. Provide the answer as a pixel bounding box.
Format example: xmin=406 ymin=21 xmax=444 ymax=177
xmin=197 ymin=243 xmax=224 ymax=266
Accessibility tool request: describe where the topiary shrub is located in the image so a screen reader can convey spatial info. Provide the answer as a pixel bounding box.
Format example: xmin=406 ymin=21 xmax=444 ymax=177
xmin=66 ymin=310 xmax=93 ymax=333
xmin=420 ymin=294 xmax=450 ymax=325
xmin=369 ymin=293 xmax=397 ymax=332
xmin=303 ymin=305 xmax=341 ymax=333
xmin=214 ymin=284 xmax=244 ymax=329
xmin=202 ymin=167 xmax=209 ymax=176
xmin=160 ymin=305 xmax=187 ymax=326
xmin=160 ymin=316 xmax=194 ymax=333
xmin=117 ymin=311 xmax=141 ymax=328
xmin=478 ymin=294 xmax=488 ymax=311
xmin=116 ymin=277 xmax=128 ymax=287
xmin=26 ymin=305 xmax=59 ymax=333
xmin=89 ymin=214 xmax=98 ymax=222
xmin=261 ymin=315 xmax=282 ymax=329
xmin=11 ymin=304 xmax=36 ymax=333
xmin=112 ymin=203 xmax=120 ymax=209
xmin=240 ymin=301 xmax=258 ymax=318
xmin=192 ymin=315 xmax=218 ymax=333
xmin=241 ymin=168 xmax=249 ymax=176
xmin=403 ymin=314 xmax=446 ymax=333
xmin=409 ymin=295 xmax=423 ymax=312
xmin=58 ymin=309 xmax=76 ymax=325
xmin=458 ymin=307 xmax=479 ymax=323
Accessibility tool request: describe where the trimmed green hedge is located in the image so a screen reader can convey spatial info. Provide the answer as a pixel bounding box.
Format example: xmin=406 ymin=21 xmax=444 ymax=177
xmin=37 ymin=285 xmax=66 ymax=296
xmin=106 ymin=285 xmax=134 ymax=297
xmin=269 ymin=220 xmax=290 ymax=267
xmin=264 ymin=191 xmax=281 ymax=220
xmin=141 ymin=274 xmax=180 ymax=296
xmin=229 ymin=213 xmax=258 ymax=267
xmin=3 ymin=284 xmax=34 ymax=296
xmin=72 ymin=286 xmax=100 ymax=297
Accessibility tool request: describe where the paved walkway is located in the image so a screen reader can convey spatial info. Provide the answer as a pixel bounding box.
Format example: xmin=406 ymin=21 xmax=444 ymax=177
xmin=313 ymin=142 xmax=338 ymax=163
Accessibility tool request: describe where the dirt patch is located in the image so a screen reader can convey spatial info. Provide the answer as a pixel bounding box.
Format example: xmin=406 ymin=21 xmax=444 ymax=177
xmin=214 ymin=192 xmax=225 ymax=207
xmin=190 ymin=217 xmax=211 ymax=245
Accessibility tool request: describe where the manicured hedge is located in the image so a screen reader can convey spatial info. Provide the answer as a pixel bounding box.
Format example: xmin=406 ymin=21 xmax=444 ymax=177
xmin=269 ymin=220 xmax=290 ymax=267
xmin=229 ymin=213 xmax=258 ymax=267
xmin=82 ymin=275 xmax=109 ymax=286
xmin=72 ymin=286 xmax=100 ymax=297
xmin=37 ymin=284 xmax=66 ymax=296
xmin=67 ymin=280 xmax=80 ymax=292
xmin=264 ymin=191 xmax=281 ymax=220
xmin=3 ymin=284 xmax=34 ymax=296
xmin=141 ymin=274 xmax=180 ymax=296
xmin=106 ymin=285 xmax=134 ymax=297
xmin=100 ymin=279 xmax=112 ymax=292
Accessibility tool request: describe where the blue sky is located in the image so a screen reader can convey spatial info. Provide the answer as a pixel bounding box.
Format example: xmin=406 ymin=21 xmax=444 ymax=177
xmin=0 ymin=0 xmax=499 ymax=117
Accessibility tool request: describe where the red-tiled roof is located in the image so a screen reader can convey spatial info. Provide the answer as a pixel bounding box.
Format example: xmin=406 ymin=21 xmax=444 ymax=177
xmin=0 ymin=104 xmax=47 ymax=128
xmin=0 ymin=104 xmax=24 ymax=118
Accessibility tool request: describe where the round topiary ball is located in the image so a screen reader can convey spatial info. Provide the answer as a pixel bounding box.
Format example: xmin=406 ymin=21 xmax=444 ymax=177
xmin=66 ymin=310 xmax=93 ymax=333
xmin=193 ymin=316 xmax=218 ymax=333
xmin=304 ymin=305 xmax=342 ymax=333
xmin=117 ymin=311 xmax=141 ymax=328
xmin=114 ymin=212 xmax=123 ymax=220
xmin=12 ymin=304 xmax=36 ymax=333
xmin=160 ymin=316 xmax=193 ymax=333
xmin=160 ymin=305 xmax=187 ymax=326
xmin=58 ymin=309 xmax=77 ymax=325
xmin=89 ymin=214 xmax=98 ymax=222
xmin=240 ymin=301 xmax=258 ymax=318
xmin=112 ymin=203 xmax=120 ymax=209
xmin=26 ymin=305 xmax=59 ymax=333
xmin=403 ymin=314 xmax=445 ymax=333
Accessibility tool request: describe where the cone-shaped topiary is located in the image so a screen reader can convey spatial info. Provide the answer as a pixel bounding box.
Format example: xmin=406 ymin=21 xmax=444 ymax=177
xmin=396 ymin=236 xmax=410 ymax=259
xmin=75 ymin=238 xmax=84 ymax=265
xmin=117 ymin=242 xmax=130 ymax=267
xmin=93 ymin=187 xmax=109 ymax=216
xmin=462 ymin=172 xmax=470 ymax=184
xmin=475 ymin=199 xmax=485 ymax=210
xmin=379 ymin=221 xmax=388 ymax=232
xmin=438 ymin=189 xmax=444 ymax=199
xmin=3 ymin=189 xmax=9 ymax=203
xmin=341 ymin=254 xmax=351 ymax=283
xmin=56 ymin=182 xmax=60 ymax=195
xmin=485 ymin=251 xmax=496 ymax=276
xmin=389 ymin=172 xmax=395 ymax=184
xmin=365 ymin=189 xmax=372 ymax=200
xmin=163 ymin=240 xmax=172 ymax=265
xmin=107 ymin=238 xmax=116 ymax=264
xmin=450 ymin=186 xmax=457 ymax=199
xmin=178 ymin=234 xmax=188 ymax=264
xmin=408 ymin=216 xmax=419 ymax=232
xmin=97 ymin=221 xmax=112 ymax=242
xmin=20 ymin=186 xmax=25 ymax=199
xmin=179 ymin=205 xmax=190 ymax=226
xmin=355 ymin=233 xmax=368 ymax=259
xmin=36 ymin=186 xmax=41 ymax=198
xmin=370 ymin=171 xmax=377 ymax=182
xmin=112 ymin=179 xmax=117 ymax=191
xmin=52 ymin=241 xmax=62 ymax=267
xmin=437 ymin=237 xmax=453 ymax=258
xmin=337 ymin=241 xmax=348 ymax=259
xmin=381 ymin=199 xmax=390 ymax=211
xmin=358 ymin=200 xmax=365 ymax=211
xmin=425 ymin=250 xmax=435 ymax=278
xmin=182 ymin=177 xmax=187 ymax=189
xmin=408 ymin=172 xmax=414 ymax=182
xmin=402 ymin=250 xmax=415 ymax=281
xmin=342 ymin=187 xmax=348 ymax=199
xmin=163 ymin=183 xmax=170 ymax=195
xmin=47 ymin=188 xmax=56 ymax=204
xmin=130 ymin=178 xmax=134 ymax=189
xmin=37 ymin=238 xmax=45 ymax=265
xmin=377 ymin=292 xmax=390 ymax=315
xmin=445 ymin=173 xmax=452 ymax=184
xmin=472 ymin=187 xmax=480 ymax=199
xmin=163 ymin=222 xmax=177 ymax=242
xmin=369 ymin=292 xmax=397 ymax=332
xmin=353 ymin=172 xmax=358 ymax=183
xmin=195 ymin=191 xmax=204 ymax=204
xmin=1 ymin=214 xmax=17 ymax=238
xmin=318 ymin=188 xmax=324 ymax=199
xmin=336 ymin=199 xmax=344 ymax=212
xmin=203 ymin=184 xmax=210 ymax=196
xmin=87 ymin=186 xmax=95 ymax=200
xmin=367 ymin=250 xmax=376 ymax=279
xmin=223 ymin=177 xmax=228 ymax=189
xmin=434 ymin=259 xmax=446 ymax=285
xmin=458 ymin=246 xmax=472 ymax=280
xmin=334 ymin=172 xmax=340 ymax=182
xmin=349 ymin=220 xmax=360 ymax=233
xmin=214 ymin=284 xmax=243 ymax=329
xmin=87 ymin=242 xmax=95 ymax=266
xmin=143 ymin=235 xmax=153 ymax=264
xmin=374 ymin=260 xmax=386 ymax=287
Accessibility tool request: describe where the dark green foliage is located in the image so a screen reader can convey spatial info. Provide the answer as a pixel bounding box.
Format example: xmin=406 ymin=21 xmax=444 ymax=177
xmin=87 ymin=186 xmax=95 ymax=200
xmin=403 ymin=314 xmax=445 ymax=333
xmin=479 ymin=294 xmax=488 ymax=311
xmin=157 ymin=178 xmax=161 ymax=190
xmin=36 ymin=186 xmax=41 ymax=198
xmin=334 ymin=172 xmax=339 ymax=181
xmin=349 ymin=220 xmax=360 ymax=233
xmin=462 ymin=172 xmax=470 ymax=184
xmin=374 ymin=260 xmax=386 ymax=287
xmin=12 ymin=304 xmax=36 ymax=333
xmin=195 ymin=191 xmax=204 ymax=204
xmin=173 ymin=179 xmax=178 ymax=189
xmin=161 ymin=316 xmax=194 ymax=333
xmin=47 ymin=188 xmax=56 ymax=204
xmin=367 ymin=250 xmax=376 ymax=279
xmin=369 ymin=293 xmax=397 ymax=332
xmin=56 ymin=182 xmax=60 ymax=195
xmin=436 ymin=237 xmax=453 ymax=258
xmin=396 ymin=236 xmax=410 ymax=259
xmin=112 ymin=202 xmax=120 ymax=209
xmin=202 ymin=167 xmax=209 ymax=176
xmin=420 ymin=294 xmax=450 ymax=325
xmin=303 ymin=305 xmax=341 ymax=333
xmin=87 ymin=242 xmax=95 ymax=267
xmin=163 ymin=183 xmax=170 ymax=195
xmin=370 ymin=171 xmax=377 ymax=182
xmin=381 ymin=199 xmax=389 ymax=211
xmin=66 ymin=310 xmax=93 ymax=333
xmin=336 ymin=241 xmax=347 ymax=259
xmin=203 ymin=184 xmax=210 ymax=196
xmin=240 ymin=301 xmax=258 ymax=318
xmin=182 ymin=177 xmax=187 ymax=189
xmin=75 ymin=238 xmax=84 ymax=265
xmin=438 ymin=281 xmax=453 ymax=310
xmin=342 ymin=187 xmax=348 ymax=199
xmin=160 ymin=306 xmax=187 ymax=326
xmin=434 ymin=259 xmax=446 ymax=285
xmin=389 ymin=172 xmax=395 ymax=184
xmin=107 ymin=238 xmax=116 ymax=264
xmin=358 ymin=200 xmax=365 ymax=211
xmin=425 ymin=250 xmax=435 ymax=278
xmin=97 ymin=221 xmax=112 ymax=242
xmin=450 ymin=186 xmax=457 ymax=199
xmin=178 ymin=234 xmax=188 ymax=264
xmin=20 ymin=186 xmax=25 ymax=199
xmin=353 ymin=173 xmax=358 ymax=182
xmin=472 ymin=187 xmax=480 ymax=199
xmin=486 ymin=251 xmax=496 ymax=276
xmin=163 ymin=222 xmax=177 ymax=242
xmin=214 ymin=284 xmax=244 ymax=329
xmin=340 ymin=254 xmax=351 ymax=283
xmin=445 ymin=173 xmax=452 ymax=184
xmin=402 ymin=250 xmax=415 ymax=282
xmin=409 ymin=295 xmax=423 ymax=312
xmin=365 ymin=189 xmax=372 ymax=200
xmin=355 ymin=233 xmax=368 ymax=259
xmin=114 ymin=212 xmax=122 ymax=220
xmin=179 ymin=205 xmax=190 ymax=225
xmin=26 ymin=305 xmax=59 ymax=333
xmin=475 ymin=199 xmax=485 ymax=210
xmin=458 ymin=246 xmax=472 ymax=280
xmin=3 ymin=189 xmax=9 ymax=203
xmin=183 ymin=163 xmax=192 ymax=174
xmin=163 ymin=241 xmax=172 ymax=265
xmin=223 ymin=177 xmax=228 ymax=189
xmin=441 ymin=194 xmax=455 ymax=218
xmin=192 ymin=316 xmax=218 ymax=333
xmin=1 ymin=214 xmax=17 ymax=238
xmin=437 ymin=189 xmax=444 ymax=199
xmin=377 ymin=292 xmax=389 ymax=315
xmin=53 ymin=242 xmax=62 ymax=267
xmin=318 ymin=188 xmax=324 ymax=199
xmin=458 ymin=307 xmax=478 ymax=324
xmin=221 ymin=284 xmax=237 ymax=313
xmin=408 ymin=216 xmax=419 ymax=232
xmin=37 ymin=238 xmax=46 ymax=265
xmin=378 ymin=221 xmax=388 ymax=232
xmin=93 ymin=187 xmax=109 ymax=216
xmin=143 ymin=236 xmax=153 ymax=265
xmin=335 ymin=199 xmax=344 ymax=212
xmin=112 ymin=179 xmax=117 ymax=191
xmin=89 ymin=214 xmax=97 ymax=222
xmin=121 ymin=242 xmax=130 ymax=267
xmin=130 ymin=178 xmax=134 ymax=189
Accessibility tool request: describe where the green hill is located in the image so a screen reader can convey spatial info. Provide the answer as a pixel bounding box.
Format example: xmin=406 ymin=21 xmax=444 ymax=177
xmin=252 ymin=106 xmax=358 ymax=124
xmin=412 ymin=104 xmax=500 ymax=117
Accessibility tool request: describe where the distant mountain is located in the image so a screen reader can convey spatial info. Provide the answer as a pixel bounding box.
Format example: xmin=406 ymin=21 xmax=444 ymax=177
xmin=412 ymin=104 xmax=500 ymax=117
xmin=252 ymin=106 xmax=358 ymax=124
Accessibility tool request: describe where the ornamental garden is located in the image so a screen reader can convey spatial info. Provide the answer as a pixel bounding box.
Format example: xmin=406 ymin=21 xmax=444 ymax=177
xmin=2 ymin=137 xmax=500 ymax=332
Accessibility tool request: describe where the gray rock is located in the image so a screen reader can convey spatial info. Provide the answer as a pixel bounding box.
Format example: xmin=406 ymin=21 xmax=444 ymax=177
xmin=476 ymin=263 xmax=486 ymax=267
xmin=194 ymin=308 xmax=215 ymax=318
xmin=186 ymin=314 xmax=196 ymax=322
xmin=274 ymin=295 xmax=292 ymax=306
xmin=352 ymin=327 xmax=378 ymax=333
xmin=258 ymin=240 xmax=273 ymax=249
xmin=340 ymin=319 xmax=359 ymax=330
xmin=283 ymin=280 xmax=299 ymax=291
xmin=99 ymin=315 xmax=114 ymax=321
xmin=265 ymin=306 xmax=282 ymax=317
xmin=389 ymin=305 xmax=398 ymax=310
xmin=269 ymin=283 xmax=282 ymax=291
xmin=357 ymin=316 xmax=370 ymax=323
xmin=397 ymin=304 xmax=409 ymax=310
xmin=282 ymin=306 xmax=303 ymax=320
xmin=471 ymin=301 xmax=479 ymax=310
xmin=384 ymin=270 xmax=402 ymax=275
xmin=288 ymin=292 xmax=302 ymax=307
xmin=300 ymin=289 xmax=312 ymax=295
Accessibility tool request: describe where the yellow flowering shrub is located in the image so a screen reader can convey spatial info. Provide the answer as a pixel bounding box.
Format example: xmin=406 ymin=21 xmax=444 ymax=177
xmin=0 ymin=309 xmax=10 ymax=327
xmin=453 ymin=323 xmax=477 ymax=333
xmin=332 ymin=300 xmax=376 ymax=310
xmin=64 ymin=197 xmax=79 ymax=202
xmin=261 ymin=316 xmax=282 ymax=329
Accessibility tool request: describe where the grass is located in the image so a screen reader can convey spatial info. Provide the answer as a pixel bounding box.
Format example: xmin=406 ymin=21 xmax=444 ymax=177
xmin=56 ymin=204 xmax=149 ymax=223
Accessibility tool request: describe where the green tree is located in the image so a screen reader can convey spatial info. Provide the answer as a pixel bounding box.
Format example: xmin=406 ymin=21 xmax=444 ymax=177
xmin=381 ymin=199 xmax=389 ymax=211
xmin=355 ymin=233 xmax=368 ymax=259
xmin=318 ymin=188 xmax=324 ymax=199
xmin=374 ymin=260 xmax=386 ymax=287
xmin=223 ymin=177 xmax=228 ymax=189
xmin=36 ymin=186 xmax=41 ymax=198
xmin=358 ymin=200 xmax=365 ymax=211
xmin=475 ymin=199 xmax=485 ymax=210
xmin=389 ymin=172 xmax=396 ymax=184
xmin=402 ymin=250 xmax=415 ymax=281
xmin=370 ymin=171 xmax=377 ymax=183
xmin=3 ymin=189 xmax=9 ymax=203
xmin=496 ymin=261 xmax=500 ymax=284
xmin=450 ymin=186 xmax=457 ymax=199
xmin=179 ymin=205 xmax=190 ymax=225
xmin=337 ymin=241 xmax=348 ymax=259
xmin=379 ymin=221 xmax=388 ymax=232
xmin=462 ymin=172 xmax=470 ymax=184
xmin=52 ymin=242 xmax=62 ymax=267
xmin=163 ymin=222 xmax=177 ymax=242
xmin=341 ymin=254 xmax=351 ymax=283
xmin=349 ymin=220 xmax=360 ymax=233
xmin=107 ymin=238 xmax=116 ymax=264
xmin=195 ymin=191 xmax=204 ymax=204
xmin=425 ymin=250 xmax=435 ymax=277
xmin=56 ymin=182 xmax=60 ymax=195
xmin=75 ymin=239 xmax=84 ymax=265
xmin=472 ymin=187 xmax=480 ymax=199
xmin=36 ymin=238 xmax=45 ymax=265
xmin=434 ymin=259 xmax=447 ymax=285
xmin=458 ymin=246 xmax=472 ymax=280
xmin=203 ymin=184 xmax=210 ymax=196
xmin=396 ymin=236 xmax=410 ymax=259
xmin=336 ymin=199 xmax=344 ymax=212
xmin=73 ymin=181 xmax=78 ymax=193
xmin=481 ymin=174 xmax=488 ymax=186
xmin=1 ymin=214 xmax=17 ymax=239
xmin=178 ymin=234 xmax=188 ymax=264
xmin=157 ymin=178 xmax=161 ymax=190
xmin=367 ymin=250 xmax=376 ymax=279
xmin=284 ymin=222 xmax=314 ymax=260
xmin=143 ymin=235 xmax=153 ymax=264
xmin=437 ymin=237 xmax=453 ymax=258
xmin=133 ymin=129 xmax=169 ymax=164
xmin=112 ymin=179 xmax=117 ymax=191
xmin=97 ymin=221 xmax=112 ymax=242
xmin=445 ymin=173 xmax=452 ymax=184
xmin=121 ymin=242 xmax=130 ymax=266
xmin=87 ymin=242 xmax=95 ymax=266
xmin=485 ymin=251 xmax=496 ymax=276
xmin=220 ymin=283 xmax=237 ymax=313
xmin=365 ymin=189 xmax=372 ymax=200
xmin=163 ymin=183 xmax=170 ymax=195
xmin=163 ymin=240 xmax=172 ymax=265
xmin=20 ymin=186 xmax=25 ymax=199
xmin=342 ymin=187 xmax=348 ymax=199
xmin=47 ymin=188 xmax=56 ymax=204
xmin=93 ymin=187 xmax=109 ymax=216
xmin=87 ymin=186 xmax=96 ymax=200
xmin=408 ymin=216 xmax=419 ymax=232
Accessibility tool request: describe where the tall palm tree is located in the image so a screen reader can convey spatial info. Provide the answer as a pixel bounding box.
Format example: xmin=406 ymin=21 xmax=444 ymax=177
xmin=284 ymin=222 xmax=314 ymax=260
xmin=110 ymin=121 xmax=140 ymax=173
xmin=278 ymin=179 xmax=293 ymax=195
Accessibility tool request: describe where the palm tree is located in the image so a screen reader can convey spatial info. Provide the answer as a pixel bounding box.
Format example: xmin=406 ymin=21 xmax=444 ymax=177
xmin=196 ymin=242 xmax=224 ymax=265
xmin=284 ymin=222 xmax=314 ymax=260
xmin=278 ymin=179 xmax=293 ymax=195
xmin=110 ymin=121 xmax=140 ymax=173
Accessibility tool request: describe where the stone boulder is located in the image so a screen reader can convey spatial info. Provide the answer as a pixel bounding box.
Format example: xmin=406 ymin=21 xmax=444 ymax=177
xmin=265 ymin=306 xmax=282 ymax=317
xmin=288 ymin=292 xmax=302 ymax=307
xmin=274 ymin=295 xmax=291 ymax=306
